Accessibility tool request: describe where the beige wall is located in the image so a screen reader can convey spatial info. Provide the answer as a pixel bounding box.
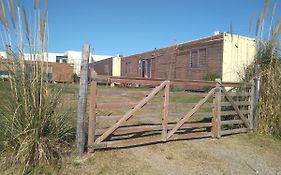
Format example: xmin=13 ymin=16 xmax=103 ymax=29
xmin=112 ymin=56 xmax=121 ymax=76
xmin=222 ymin=33 xmax=256 ymax=82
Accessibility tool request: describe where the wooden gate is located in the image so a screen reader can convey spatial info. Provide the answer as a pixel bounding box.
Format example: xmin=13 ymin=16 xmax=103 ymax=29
xmin=87 ymin=77 xmax=254 ymax=151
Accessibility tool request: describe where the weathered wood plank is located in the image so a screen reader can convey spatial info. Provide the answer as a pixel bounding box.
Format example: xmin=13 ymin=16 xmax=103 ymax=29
xmin=97 ymin=102 xmax=138 ymax=108
xmin=221 ymin=128 xmax=249 ymax=135
xmin=96 ymin=101 xmax=250 ymax=110
xmin=162 ymin=82 xmax=170 ymax=141
xmin=95 ymin=122 xmax=213 ymax=136
xmin=221 ymin=101 xmax=250 ymax=107
xmin=168 ymin=132 xmax=213 ymax=141
xmin=94 ymin=81 xmax=169 ymax=144
xmin=221 ymin=86 xmax=250 ymax=128
xmin=222 ymin=92 xmax=250 ymax=97
xmin=97 ymin=91 xmax=212 ymax=98
xmin=91 ymin=75 xmax=251 ymax=88
xmin=97 ymin=102 xmax=214 ymax=109
xmin=96 ymin=112 xmax=213 ymax=122
xmin=96 ymin=101 xmax=250 ymax=109
xmin=212 ymin=79 xmax=221 ymax=138
xmin=221 ymin=119 xmax=245 ymax=125
xmin=220 ymin=110 xmax=250 ymax=116
xmin=166 ymin=88 xmax=216 ymax=139
xmin=92 ymin=131 xmax=213 ymax=149
xmin=170 ymin=92 xmax=212 ymax=97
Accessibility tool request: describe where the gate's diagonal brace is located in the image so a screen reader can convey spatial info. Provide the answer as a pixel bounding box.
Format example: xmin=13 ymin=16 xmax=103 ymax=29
xmin=220 ymin=86 xmax=250 ymax=128
xmin=166 ymin=88 xmax=217 ymax=140
xmin=94 ymin=80 xmax=169 ymax=144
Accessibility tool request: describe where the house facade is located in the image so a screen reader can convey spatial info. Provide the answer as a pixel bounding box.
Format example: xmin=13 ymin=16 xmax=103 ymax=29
xmin=120 ymin=32 xmax=256 ymax=82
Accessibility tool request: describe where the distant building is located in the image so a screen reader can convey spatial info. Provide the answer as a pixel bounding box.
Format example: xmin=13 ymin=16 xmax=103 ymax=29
xmin=0 ymin=50 xmax=112 ymax=76
xmin=93 ymin=32 xmax=256 ymax=82
xmin=91 ymin=55 xmax=121 ymax=77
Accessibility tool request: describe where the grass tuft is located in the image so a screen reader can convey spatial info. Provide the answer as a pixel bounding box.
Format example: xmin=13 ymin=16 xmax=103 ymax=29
xmin=0 ymin=0 xmax=75 ymax=174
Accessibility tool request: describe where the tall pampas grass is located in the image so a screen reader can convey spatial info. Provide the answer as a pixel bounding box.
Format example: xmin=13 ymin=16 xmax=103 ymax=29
xmin=255 ymin=0 xmax=281 ymax=138
xmin=0 ymin=0 xmax=75 ymax=174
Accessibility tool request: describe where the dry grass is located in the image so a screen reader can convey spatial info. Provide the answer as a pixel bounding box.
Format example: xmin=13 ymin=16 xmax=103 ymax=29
xmin=0 ymin=1 xmax=75 ymax=174
xmin=254 ymin=0 xmax=281 ymax=138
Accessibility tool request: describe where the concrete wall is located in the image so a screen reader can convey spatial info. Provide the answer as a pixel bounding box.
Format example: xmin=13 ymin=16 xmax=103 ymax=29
xmin=222 ymin=33 xmax=256 ymax=82
xmin=112 ymin=57 xmax=121 ymax=76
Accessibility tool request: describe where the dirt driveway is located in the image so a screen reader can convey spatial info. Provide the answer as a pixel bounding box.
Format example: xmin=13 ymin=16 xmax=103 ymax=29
xmin=63 ymin=133 xmax=281 ymax=175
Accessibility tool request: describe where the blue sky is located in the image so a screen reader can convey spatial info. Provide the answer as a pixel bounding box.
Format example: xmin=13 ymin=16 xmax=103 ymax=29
xmin=46 ymin=0 xmax=280 ymax=56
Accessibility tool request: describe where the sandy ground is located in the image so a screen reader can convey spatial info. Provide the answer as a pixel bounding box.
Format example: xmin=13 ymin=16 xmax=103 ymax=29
xmin=63 ymin=133 xmax=281 ymax=175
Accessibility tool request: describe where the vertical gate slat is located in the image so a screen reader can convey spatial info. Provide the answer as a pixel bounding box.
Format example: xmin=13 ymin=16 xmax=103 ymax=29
xmin=161 ymin=81 xmax=170 ymax=141
xmin=212 ymin=79 xmax=221 ymax=138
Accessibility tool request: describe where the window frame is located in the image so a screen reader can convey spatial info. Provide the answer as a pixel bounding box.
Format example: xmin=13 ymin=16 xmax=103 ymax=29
xmin=189 ymin=47 xmax=207 ymax=68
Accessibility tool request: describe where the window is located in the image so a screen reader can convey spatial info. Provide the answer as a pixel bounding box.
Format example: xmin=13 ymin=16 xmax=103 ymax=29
xmin=125 ymin=62 xmax=130 ymax=74
xmin=104 ymin=64 xmax=109 ymax=75
xmin=56 ymin=56 xmax=68 ymax=63
xmin=199 ymin=48 xmax=207 ymax=66
xmin=190 ymin=50 xmax=198 ymax=68
xmin=190 ymin=48 xmax=207 ymax=68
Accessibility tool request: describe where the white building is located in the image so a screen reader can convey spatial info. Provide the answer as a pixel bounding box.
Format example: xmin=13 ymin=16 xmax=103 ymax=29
xmin=0 ymin=50 xmax=112 ymax=75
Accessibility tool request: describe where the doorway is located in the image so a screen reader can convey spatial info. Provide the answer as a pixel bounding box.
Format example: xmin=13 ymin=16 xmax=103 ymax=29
xmin=141 ymin=59 xmax=152 ymax=78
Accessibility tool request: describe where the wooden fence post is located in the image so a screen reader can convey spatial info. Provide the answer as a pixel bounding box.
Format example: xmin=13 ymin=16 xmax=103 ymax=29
xmin=76 ymin=44 xmax=90 ymax=155
xmin=162 ymin=81 xmax=170 ymax=141
xmin=249 ymin=79 xmax=255 ymax=131
xmin=253 ymin=64 xmax=260 ymax=131
xmin=212 ymin=79 xmax=221 ymax=138
xmin=88 ymin=71 xmax=97 ymax=152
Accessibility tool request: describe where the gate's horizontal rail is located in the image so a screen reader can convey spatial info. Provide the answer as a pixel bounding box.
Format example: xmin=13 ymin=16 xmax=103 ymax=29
xmin=221 ymin=119 xmax=248 ymax=125
xmin=221 ymin=128 xmax=249 ymax=135
xmin=91 ymin=131 xmax=213 ymax=149
xmin=96 ymin=102 xmax=214 ymax=109
xmin=95 ymin=119 xmax=248 ymax=136
xmin=95 ymin=122 xmax=212 ymax=136
xmin=96 ymin=112 xmax=214 ymax=122
xmin=96 ymin=101 xmax=250 ymax=109
xmin=221 ymin=110 xmax=250 ymax=116
xmin=95 ymin=110 xmax=250 ymax=125
xmin=92 ymin=75 xmax=251 ymax=88
xmin=97 ymin=91 xmax=212 ymax=98
xmin=96 ymin=91 xmax=250 ymax=98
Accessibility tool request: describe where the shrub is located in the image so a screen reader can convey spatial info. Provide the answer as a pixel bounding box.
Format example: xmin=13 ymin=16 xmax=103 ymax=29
xmin=72 ymin=73 xmax=80 ymax=83
xmin=202 ymin=73 xmax=220 ymax=81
